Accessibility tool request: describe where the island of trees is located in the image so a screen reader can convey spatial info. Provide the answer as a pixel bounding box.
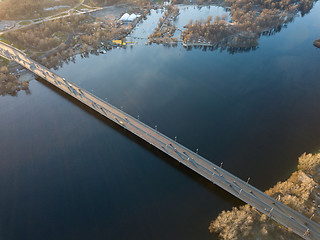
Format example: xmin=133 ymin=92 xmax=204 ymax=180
xmin=181 ymin=0 xmax=318 ymax=52
xmin=148 ymin=4 xmax=179 ymax=45
xmin=314 ymin=38 xmax=320 ymax=48
xmin=210 ymin=152 xmax=320 ymax=239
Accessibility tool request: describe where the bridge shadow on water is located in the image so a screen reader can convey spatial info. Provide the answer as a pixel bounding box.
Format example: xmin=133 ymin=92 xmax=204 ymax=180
xmin=36 ymin=76 xmax=244 ymax=209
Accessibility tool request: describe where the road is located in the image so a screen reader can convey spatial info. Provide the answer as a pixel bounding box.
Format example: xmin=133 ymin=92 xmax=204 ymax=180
xmin=0 ymin=0 xmax=101 ymax=36
xmin=0 ymin=41 xmax=320 ymax=240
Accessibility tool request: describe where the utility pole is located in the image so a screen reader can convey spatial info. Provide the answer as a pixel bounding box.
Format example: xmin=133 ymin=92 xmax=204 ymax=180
xmin=246 ymin=177 xmax=250 ymax=184
xmin=239 ymin=189 xmax=243 ymax=196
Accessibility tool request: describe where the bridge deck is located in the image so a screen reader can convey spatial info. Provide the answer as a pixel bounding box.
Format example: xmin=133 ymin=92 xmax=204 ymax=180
xmin=1 ymin=41 xmax=320 ymax=240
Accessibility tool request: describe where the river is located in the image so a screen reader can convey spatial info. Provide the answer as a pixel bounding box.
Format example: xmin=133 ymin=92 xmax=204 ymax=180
xmin=0 ymin=3 xmax=320 ymax=240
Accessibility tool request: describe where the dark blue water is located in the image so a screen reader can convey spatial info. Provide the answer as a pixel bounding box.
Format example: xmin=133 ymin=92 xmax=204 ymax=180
xmin=0 ymin=3 xmax=320 ymax=240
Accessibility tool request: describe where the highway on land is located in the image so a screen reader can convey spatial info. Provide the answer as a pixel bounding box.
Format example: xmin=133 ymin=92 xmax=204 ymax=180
xmin=0 ymin=0 xmax=101 ymax=36
xmin=1 ymin=41 xmax=320 ymax=240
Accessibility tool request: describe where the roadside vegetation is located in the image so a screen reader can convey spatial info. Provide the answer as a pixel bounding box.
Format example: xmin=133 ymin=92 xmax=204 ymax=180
xmin=181 ymin=0 xmax=318 ymax=53
xmin=210 ymin=153 xmax=320 ymax=239
xmin=148 ymin=4 xmax=179 ymax=45
xmin=0 ymin=0 xmax=79 ymax=20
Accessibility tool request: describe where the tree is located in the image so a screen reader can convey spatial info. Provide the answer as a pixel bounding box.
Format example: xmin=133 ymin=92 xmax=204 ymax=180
xmin=0 ymin=66 xmax=9 ymax=74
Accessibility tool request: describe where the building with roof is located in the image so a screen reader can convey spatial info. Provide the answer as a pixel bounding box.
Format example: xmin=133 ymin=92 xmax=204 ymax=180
xmin=127 ymin=14 xmax=137 ymax=22
xmin=119 ymin=13 xmax=141 ymax=22
xmin=119 ymin=13 xmax=130 ymax=22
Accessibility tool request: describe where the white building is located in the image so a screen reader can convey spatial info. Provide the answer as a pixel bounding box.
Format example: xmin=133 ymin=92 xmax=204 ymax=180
xmin=119 ymin=13 xmax=130 ymax=22
xmin=127 ymin=14 xmax=137 ymax=22
xmin=119 ymin=13 xmax=140 ymax=22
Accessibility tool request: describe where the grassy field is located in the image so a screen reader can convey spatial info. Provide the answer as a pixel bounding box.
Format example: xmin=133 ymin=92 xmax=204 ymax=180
xmin=19 ymin=21 xmax=32 ymax=26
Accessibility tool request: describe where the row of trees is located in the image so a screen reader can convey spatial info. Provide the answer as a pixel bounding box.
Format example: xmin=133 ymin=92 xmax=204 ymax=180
xmin=210 ymin=152 xmax=320 ymax=239
xmin=0 ymin=0 xmax=78 ymax=19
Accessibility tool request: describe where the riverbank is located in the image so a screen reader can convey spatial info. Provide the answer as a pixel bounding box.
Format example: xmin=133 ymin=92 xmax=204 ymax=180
xmin=210 ymin=153 xmax=320 ymax=239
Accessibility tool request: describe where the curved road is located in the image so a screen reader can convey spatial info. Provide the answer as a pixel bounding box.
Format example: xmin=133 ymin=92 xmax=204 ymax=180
xmin=0 ymin=41 xmax=320 ymax=240
xmin=0 ymin=0 xmax=101 ymax=36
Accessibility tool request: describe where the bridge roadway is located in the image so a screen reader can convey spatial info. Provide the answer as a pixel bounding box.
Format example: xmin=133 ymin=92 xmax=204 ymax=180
xmin=1 ymin=41 xmax=320 ymax=240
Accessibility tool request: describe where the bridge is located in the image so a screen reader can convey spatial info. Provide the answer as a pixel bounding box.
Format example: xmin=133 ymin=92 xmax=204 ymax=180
xmin=1 ymin=41 xmax=320 ymax=240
